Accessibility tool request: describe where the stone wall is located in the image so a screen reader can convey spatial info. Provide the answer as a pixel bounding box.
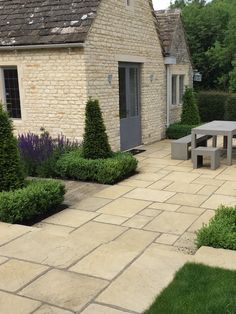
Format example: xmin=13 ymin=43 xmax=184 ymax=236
xmin=85 ymin=0 xmax=166 ymax=150
xmin=0 ymin=48 xmax=87 ymax=141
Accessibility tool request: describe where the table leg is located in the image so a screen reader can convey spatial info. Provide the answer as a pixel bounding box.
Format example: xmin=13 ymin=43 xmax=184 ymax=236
xmin=212 ymin=136 xmax=217 ymax=147
xmin=227 ymin=134 xmax=233 ymax=166
xmin=223 ymin=136 xmax=228 ymax=149
xmin=191 ymin=132 xmax=197 ymax=161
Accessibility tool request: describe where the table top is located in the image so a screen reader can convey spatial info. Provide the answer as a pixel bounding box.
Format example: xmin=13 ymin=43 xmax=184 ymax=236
xmin=192 ymin=120 xmax=236 ymax=135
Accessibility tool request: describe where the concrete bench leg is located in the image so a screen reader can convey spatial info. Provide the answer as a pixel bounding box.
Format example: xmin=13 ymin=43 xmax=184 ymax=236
xmin=212 ymin=136 xmax=217 ymax=147
xmin=223 ymin=136 xmax=228 ymax=149
xmin=192 ymin=153 xmax=203 ymax=169
xmin=171 ymin=143 xmax=189 ymax=160
xmin=211 ymin=151 xmax=220 ymax=170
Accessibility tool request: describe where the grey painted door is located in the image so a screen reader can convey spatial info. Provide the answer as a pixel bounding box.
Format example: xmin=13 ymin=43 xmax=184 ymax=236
xmin=119 ymin=63 xmax=141 ymax=151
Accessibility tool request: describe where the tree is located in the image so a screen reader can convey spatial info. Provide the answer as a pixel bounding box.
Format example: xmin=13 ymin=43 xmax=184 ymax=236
xmin=181 ymin=88 xmax=201 ymax=125
xmin=82 ymin=99 xmax=112 ymax=159
xmin=0 ymin=105 xmax=25 ymax=192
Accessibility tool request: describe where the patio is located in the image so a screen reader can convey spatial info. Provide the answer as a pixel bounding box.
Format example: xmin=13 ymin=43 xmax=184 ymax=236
xmin=1 ymin=139 xmax=236 ymax=314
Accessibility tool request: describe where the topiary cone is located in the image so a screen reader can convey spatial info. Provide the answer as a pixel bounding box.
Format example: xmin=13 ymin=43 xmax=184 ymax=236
xmin=82 ymin=99 xmax=112 ymax=159
xmin=181 ymin=87 xmax=201 ymax=125
xmin=0 ymin=104 xmax=25 ymax=192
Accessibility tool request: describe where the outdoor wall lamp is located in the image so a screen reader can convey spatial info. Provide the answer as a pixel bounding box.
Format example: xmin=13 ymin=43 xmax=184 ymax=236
xmin=108 ymin=74 xmax=113 ymax=85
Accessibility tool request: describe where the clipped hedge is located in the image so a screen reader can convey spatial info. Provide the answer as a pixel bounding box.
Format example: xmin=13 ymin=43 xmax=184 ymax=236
xmin=166 ymin=123 xmax=197 ymax=139
xmin=225 ymin=95 xmax=236 ymax=121
xmin=0 ymin=179 xmax=65 ymax=224
xmin=196 ymin=206 xmax=236 ymax=250
xmin=197 ymin=91 xmax=229 ymax=122
xmin=56 ymin=150 xmax=138 ymax=184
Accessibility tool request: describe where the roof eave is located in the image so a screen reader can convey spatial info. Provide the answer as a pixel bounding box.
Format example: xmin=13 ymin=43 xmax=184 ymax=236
xmin=0 ymin=42 xmax=85 ymax=51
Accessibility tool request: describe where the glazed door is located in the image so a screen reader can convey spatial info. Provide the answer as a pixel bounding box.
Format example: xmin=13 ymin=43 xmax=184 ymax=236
xmin=119 ymin=63 xmax=141 ymax=151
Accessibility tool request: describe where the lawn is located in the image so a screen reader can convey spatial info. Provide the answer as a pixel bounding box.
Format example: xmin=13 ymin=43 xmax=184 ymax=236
xmin=144 ymin=263 xmax=236 ymax=314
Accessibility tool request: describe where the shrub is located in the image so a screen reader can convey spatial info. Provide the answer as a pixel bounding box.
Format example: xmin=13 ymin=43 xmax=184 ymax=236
xmin=225 ymin=95 xmax=236 ymax=121
xmin=196 ymin=206 xmax=236 ymax=250
xmin=181 ymin=88 xmax=200 ymax=125
xmin=0 ymin=105 xmax=25 ymax=192
xmin=0 ymin=179 xmax=65 ymax=224
xmin=82 ymin=99 xmax=112 ymax=159
xmin=197 ymin=91 xmax=229 ymax=122
xmin=56 ymin=150 xmax=138 ymax=184
xmin=18 ymin=130 xmax=80 ymax=177
xmin=166 ymin=123 xmax=197 ymax=139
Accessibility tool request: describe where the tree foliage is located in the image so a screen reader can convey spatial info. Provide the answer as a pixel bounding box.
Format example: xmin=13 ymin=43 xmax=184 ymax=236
xmin=170 ymin=0 xmax=236 ymax=91
xmin=82 ymin=99 xmax=112 ymax=159
xmin=181 ymin=87 xmax=201 ymax=125
xmin=0 ymin=105 xmax=25 ymax=192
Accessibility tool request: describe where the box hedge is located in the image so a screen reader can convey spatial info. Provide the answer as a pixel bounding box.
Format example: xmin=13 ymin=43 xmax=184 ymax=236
xmin=166 ymin=123 xmax=197 ymax=139
xmin=197 ymin=91 xmax=229 ymax=122
xmin=56 ymin=150 xmax=138 ymax=184
xmin=225 ymin=95 xmax=236 ymax=121
xmin=0 ymin=179 xmax=65 ymax=224
xmin=196 ymin=206 xmax=236 ymax=250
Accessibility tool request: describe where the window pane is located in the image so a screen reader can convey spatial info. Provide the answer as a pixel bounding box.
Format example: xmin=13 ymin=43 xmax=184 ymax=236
xmin=119 ymin=67 xmax=127 ymax=119
xmin=179 ymin=75 xmax=185 ymax=104
xmin=3 ymin=68 xmax=21 ymax=119
xmin=172 ymin=75 xmax=177 ymax=105
xmin=129 ymin=67 xmax=138 ymax=117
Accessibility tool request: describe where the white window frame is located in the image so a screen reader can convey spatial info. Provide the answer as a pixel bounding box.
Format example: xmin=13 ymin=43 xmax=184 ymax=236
xmin=0 ymin=66 xmax=22 ymax=120
xmin=171 ymin=74 xmax=186 ymax=107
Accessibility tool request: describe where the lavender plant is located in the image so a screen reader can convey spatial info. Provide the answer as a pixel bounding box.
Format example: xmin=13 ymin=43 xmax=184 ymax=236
xmin=18 ymin=129 xmax=80 ymax=177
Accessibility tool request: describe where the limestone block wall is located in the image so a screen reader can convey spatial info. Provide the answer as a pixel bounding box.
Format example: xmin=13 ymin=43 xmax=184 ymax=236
xmin=85 ymin=0 xmax=166 ymax=150
xmin=0 ymin=48 xmax=87 ymax=141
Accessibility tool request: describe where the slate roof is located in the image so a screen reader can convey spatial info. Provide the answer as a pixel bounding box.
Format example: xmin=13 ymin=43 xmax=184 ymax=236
xmin=0 ymin=0 xmax=101 ymax=47
xmin=155 ymin=9 xmax=181 ymax=53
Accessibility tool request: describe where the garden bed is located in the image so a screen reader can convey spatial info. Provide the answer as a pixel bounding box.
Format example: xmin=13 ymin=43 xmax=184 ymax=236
xmin=197 ymin=206 xmax=236 ymax=250
xmin=144 ymin=263 xmax=236 ymax=314
xmin=0 ymin=179 xmax=65 ymax=224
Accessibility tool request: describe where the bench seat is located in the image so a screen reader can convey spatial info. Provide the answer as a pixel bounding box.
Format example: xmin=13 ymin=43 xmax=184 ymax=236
xmin=171 ymin=134 xmax=212 ymax=160
xmin=192 ymin=146 xmax=221 ymax=170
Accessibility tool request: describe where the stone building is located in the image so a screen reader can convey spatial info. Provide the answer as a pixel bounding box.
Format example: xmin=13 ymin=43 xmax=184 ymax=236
xmin=0 ymin=1 xmax=192 ymax=151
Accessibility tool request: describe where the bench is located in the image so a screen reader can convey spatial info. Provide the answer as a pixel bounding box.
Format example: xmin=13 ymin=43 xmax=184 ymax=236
xmin=192 ymin=146 xmax=221 ymax=170
xmin=171 ymin=134 xmax=211 ymax=160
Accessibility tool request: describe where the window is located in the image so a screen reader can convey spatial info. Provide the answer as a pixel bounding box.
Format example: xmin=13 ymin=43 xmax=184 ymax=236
xmin=179 ymin=75 xmax=185 ymax=104
xmin=171 ymin=74 xmax=185 ymax=106
xmin=172 ymin=75 xmax=177 ymax=106
xmin=1 ymin=67 xmax=21 ymax=119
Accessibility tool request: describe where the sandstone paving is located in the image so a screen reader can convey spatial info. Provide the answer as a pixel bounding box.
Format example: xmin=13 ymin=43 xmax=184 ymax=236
xmin=42 ymin=209 xmax=98 ymax=228
xmin=194 ymin=246 xmax=236 ymax=270
xmin=94 ymin=186 xmax=133 ymax=199
xmin=70 ymin=229 xmax=157 ymax=280
xmin=124 ymin=188 xmax=175 ymax=203
xmin=34 ymin=304 xmax=73 ymax=314
xmin=0 ymin=259 xmax=48 ymax=292
xmin=0 ymin=291 xmax=41 ymax=314
xmin=174 ymin=232 xmax=197 ymax=252
xmin=144 ymin=211 xmax=198 ymax=235
xmin=155 ymin=233 xmax=179 ymax=245
xmin=0 ymin=222 xmax=35 ymax=246
xmin=118 ymin=179 xmax=151 ymax=188
xmin=197 ymin=185 xmax=219 ymax=196
xmin=163 ymin=171 xmax=200 ymax=183
xmin=0 ymin=256 xmax=8 ymax=264
xmin=96 ymin=244 xmax=191 ymax=313
xmin=0 ymin=223 xmax=125 ymax=268
xmin=94 ymin=214 xmax=128 ymax=225
xmin=71 ymin=197 xmax=111 ymax=211
xmin=81 ymin=304 xmax=128 ymax=314
xmin=215 ymin=166 xmax=236 ymax=181
xmin=147 ymin=180 xmax=173 ymax=190
xmin=131 ymin=172 xmax=168 ymax=182
xmin=177 ymin=205 xmax=206 ymax=215
xmin=20 ymin=269 xmax=108 ymax=312
xmin=139 ymin=208 xmax=162 ymax=217
xmin=191 ymin=177 xmax=225 ymax=187
xmin=167 ymin=193 xmax=208 ymax=207
xmin=97 ymin=198 xmax=151 ymax=218
xmin=214 ymin=181 xmax=236 ymax=196
xmin=164 ymin=182 xmax=204 ymax=194
xmin=201 ymin=194 xmax=236 ymax=209
xmin=34 ymin=222 xmax=74 ymax=236
xmin=188 ymin=210 xmax=215 ymax=233
xmin=122 ymin=215 xmax=154 ymax=229
xmin=148 ymin=202 xmax=180 ymax=211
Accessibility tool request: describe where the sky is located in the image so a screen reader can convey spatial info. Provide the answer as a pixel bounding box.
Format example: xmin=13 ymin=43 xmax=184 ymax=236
xmin=152 ymin=0 xmax=171 ymax=10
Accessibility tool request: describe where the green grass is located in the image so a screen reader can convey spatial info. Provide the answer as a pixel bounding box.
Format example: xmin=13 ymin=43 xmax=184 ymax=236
xmin=144 ymin=263 xmax=236 ymax=314
xmin=196 ymin=206 xmax=236 ymax=250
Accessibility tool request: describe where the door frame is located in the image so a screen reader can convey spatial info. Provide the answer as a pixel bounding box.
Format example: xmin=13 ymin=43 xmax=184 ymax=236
xmin=118 ymin=62 xmax=142 ymax=151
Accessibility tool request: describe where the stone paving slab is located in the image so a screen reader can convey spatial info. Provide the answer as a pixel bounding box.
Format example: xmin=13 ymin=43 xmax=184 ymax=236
xmin=97 ymin=198 xmax=151 ymax=218
xmin=72 ymin=197 xmax=111 ymax=211
xmin=194 ymin=246 xmax=236 ymax=270
xmin=70 ymin=229 xmax=157 ymax=280
xmin=167 ymin=193 xmax=208 ymax=207
xmin=0 ymin=291 xmax=41 ymax=314
xmin=81 ymin=304 xmax=128 ymax=314
xmin=34 ymin=305 xmax=73 ymax=314
xmin=96 ymin=244 xmax=191 ymax=313
xmin=20 ymin=269 xmax=108 ymax=312
xmin=201 ymin=194 xmax=236 ymax=209
xmin=0 ymin=259 xmax=48 ymax=292
xmin=124 ymin=188 xmax=175 ymax=202
xmin=0 ymin=223 xmax=35 ymax=246
xmin=94 ymin=186 xmax=134 ymax=199
xmin=144 ymin=211 xmax=198 ymax=235
xmin=188 ymin=210 xmax=215 ymax=233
